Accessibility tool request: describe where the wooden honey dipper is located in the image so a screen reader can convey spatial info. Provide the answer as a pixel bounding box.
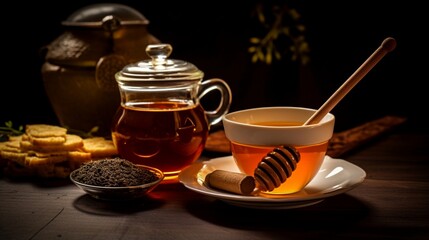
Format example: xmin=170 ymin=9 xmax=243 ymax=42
xmin=304 ymin=37 xmax=397 ymax=125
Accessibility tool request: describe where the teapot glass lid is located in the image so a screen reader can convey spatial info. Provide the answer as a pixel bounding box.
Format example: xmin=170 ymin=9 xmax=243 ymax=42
xmin=117 ymin=44 xmax=204 ymax=82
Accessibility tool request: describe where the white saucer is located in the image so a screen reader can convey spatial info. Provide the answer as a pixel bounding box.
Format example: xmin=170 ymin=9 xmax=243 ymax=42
xmin=178 ymin=155 xmax=366 ymax=209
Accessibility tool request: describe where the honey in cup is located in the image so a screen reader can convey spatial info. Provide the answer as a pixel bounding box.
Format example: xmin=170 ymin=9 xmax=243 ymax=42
xmin=222 ymin=107 xmax=335 ymax=195
xmin=231 ymin=133 xmax=328 ymax=195
xmin=112 ymin=44 xmax=231 ymax=183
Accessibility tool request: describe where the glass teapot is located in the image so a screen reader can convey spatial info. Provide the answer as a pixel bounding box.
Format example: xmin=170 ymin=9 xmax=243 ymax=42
xmin=111 ymin=43 xmax=232 ymax=183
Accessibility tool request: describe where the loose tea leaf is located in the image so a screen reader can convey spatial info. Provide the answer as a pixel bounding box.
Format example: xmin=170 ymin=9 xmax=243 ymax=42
xmin=73 ymin=158 xmax=158 ymax=187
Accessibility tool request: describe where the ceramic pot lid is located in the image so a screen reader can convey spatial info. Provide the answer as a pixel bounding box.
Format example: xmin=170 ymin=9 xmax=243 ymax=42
xmin=62 ymin=3 xmax=149 ymax=27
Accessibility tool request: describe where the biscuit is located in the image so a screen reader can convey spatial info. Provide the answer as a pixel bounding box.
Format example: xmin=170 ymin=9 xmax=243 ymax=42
xmin=0 ymin=141 xmax=8 ymax=167
xmin=27 ymin=135 xmax=67 ymax=146
xmin=0 ymin=150 xmax=27 ymax=166
xmin=23 ymin=131 xmax=67 ymax=146
xmin=4 ymin=136 xmax=23 ymax=151
xmin=27 ymin=150 xmax=69 ymax=158
xmin=82 ymin=137 xmax=118 ymax=158
xmin=0 ymin=141 xmax=7 ymax=152
xmin=24 ymin=154 xmax=68 ymax=167
xmin=1 ymin=124 xmax=118 ymax=178
xmin=68 ymin=151 xmax=92 ymax=169
xmin=20 ymin=134 xmax=83 ymax=153
xmin=25 ymin=124 xmax=67 ymax=138
xmin=1 ymin=136 xmax=26 ymax=165
xmin=53 ymin=165 xmax=71 ymax=178
xmin=2 ymin=144 xmax=23 ymax=153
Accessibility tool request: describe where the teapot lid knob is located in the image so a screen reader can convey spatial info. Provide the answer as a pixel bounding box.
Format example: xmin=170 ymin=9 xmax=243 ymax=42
xmin=145 ymin=44 xmax=173 ymax=67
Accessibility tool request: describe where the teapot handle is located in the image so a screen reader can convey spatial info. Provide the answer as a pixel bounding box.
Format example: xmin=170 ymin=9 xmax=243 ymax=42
xmin=198 ymin=78 xmax=232 ymax=126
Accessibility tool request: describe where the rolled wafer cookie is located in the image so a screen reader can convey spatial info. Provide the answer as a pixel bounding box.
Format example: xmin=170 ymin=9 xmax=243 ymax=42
xmin=205 ymin=170 xmax=256 ymax=195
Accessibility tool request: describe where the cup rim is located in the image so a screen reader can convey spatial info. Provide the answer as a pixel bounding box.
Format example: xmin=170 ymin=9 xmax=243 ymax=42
xmin=222 ymin=106 xmax=335 ymax=146
xmin=223 ymin=106 xmax=334 ymax=127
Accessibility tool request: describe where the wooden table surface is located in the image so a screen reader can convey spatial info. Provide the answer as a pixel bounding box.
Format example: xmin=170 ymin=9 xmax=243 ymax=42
xmin=1 ymin=122 xmax=428 ymax=240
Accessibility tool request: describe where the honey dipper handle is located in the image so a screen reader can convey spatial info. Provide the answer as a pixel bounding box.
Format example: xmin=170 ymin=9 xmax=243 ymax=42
xmin=304 ymin=37 xmax=397 ymax=125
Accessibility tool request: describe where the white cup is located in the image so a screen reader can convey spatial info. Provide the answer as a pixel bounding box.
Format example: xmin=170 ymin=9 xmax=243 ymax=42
xmin=222 ymin=106 xmax=335 ymax=194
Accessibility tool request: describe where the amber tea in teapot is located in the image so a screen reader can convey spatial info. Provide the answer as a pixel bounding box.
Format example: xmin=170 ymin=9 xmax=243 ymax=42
xmin=112 ymin=102 xmax=208 ymax=180
xmin=111 ymin=44 xmax=231 ymax=183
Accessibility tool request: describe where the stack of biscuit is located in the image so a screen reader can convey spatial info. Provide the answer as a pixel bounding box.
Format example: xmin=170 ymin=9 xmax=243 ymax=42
xmin=0 ymin=124 xmax=118 ymax=178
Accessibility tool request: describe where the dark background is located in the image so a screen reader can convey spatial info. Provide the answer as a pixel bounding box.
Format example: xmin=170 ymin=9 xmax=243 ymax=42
xmin=1 ymin=1 xmax=426 ymax=133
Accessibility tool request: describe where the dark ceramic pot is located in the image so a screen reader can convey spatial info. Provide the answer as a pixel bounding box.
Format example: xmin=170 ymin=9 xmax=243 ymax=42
xmin=41 ymin=3 xmax=160 ymax=137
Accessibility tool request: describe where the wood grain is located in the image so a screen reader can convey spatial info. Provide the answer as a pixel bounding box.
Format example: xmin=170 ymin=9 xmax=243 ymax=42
xmin=2 ymin=125 xmax=429 ymax=239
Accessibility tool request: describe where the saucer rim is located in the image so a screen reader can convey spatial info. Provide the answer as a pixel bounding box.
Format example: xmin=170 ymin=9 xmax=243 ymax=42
xmin=178 ymin=155 xmax=366 ymax=205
